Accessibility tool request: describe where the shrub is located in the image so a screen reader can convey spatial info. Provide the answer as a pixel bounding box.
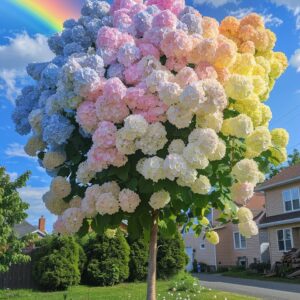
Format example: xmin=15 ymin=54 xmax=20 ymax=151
xmin=168 ymin=272 xmax=201 ymax=293
xmin=32 ymin=235 xmax=81 ymax=291
xmin=82 ymin=230 xmax=130 ymax=286
xmin=157 ymin=231 xmax=188 ymax=279
xmin=249 ymin=262 xmax=271 ymax=273
xmin=127 ymin=238 xmax=148 ymax=281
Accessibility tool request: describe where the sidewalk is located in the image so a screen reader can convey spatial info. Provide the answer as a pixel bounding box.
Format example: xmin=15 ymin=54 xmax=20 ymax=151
xmin=194 ymin=273 xmax=300 ymax=300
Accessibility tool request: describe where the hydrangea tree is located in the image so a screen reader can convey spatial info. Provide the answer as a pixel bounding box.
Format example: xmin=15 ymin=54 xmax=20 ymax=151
xmin=13 ymin=0 xmax=288 ymax=299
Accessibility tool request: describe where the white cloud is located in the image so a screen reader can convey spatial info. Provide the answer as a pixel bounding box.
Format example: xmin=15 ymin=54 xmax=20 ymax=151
xmin=290 ymin=49 xmax=300 ymax=72
xmin=229 ymin=8 xmax=283 ymax=27
xmin=7 ymin=172 xmax=18 ymax=181
xmin=0 ymin=32 xmax=54 ymax=103
xmin=193 ymin=0 xmax=236 ymax=7
xmin=270 ymin=0 xmax=300 ymax=29
xmin=18 ymin=185 xmax=55 ymax=231
xmin=4 ymin=143 xmax=33 ymax=159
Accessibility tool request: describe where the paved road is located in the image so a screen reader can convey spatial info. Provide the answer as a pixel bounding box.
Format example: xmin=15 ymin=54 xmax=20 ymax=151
xmin=194 ymin=273 xmax=300 ymax=300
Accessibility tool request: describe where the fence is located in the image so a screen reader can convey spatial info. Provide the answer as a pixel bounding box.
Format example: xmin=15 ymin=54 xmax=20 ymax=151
xmin=0 ymin=254 xmax=36 ymax=289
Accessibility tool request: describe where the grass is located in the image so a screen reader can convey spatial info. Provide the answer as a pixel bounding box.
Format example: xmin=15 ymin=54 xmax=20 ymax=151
xmin=223 ymin=270 xmax=300 ymax=284
xmin=0 ymin=280 xmax=258 ymax=300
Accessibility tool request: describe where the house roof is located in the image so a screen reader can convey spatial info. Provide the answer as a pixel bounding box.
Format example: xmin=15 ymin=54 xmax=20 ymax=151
xmin=259 ymin=210 xmax=300 ymax=228
xmin=256 ymin=164 xmax=300 ymax=192
xmin=14 ymin=221 xmax=39 ymax=238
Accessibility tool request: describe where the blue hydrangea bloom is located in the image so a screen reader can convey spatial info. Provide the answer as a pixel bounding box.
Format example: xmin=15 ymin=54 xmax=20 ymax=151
xmin=134 ymin=11 xmax=153 ymax=35
xmin=84 ymin=18 xmax=103 ymax=39
xmin=12 ymin=86 xmax=40 ymax=135
xmin=180 ymin=13 xmax=203 ymax=34
xmin=40 ymin=63 xmax=60 ymax=89
xmin=145 ymin=5 xmax=160 ymax=16
xmin=52 ymin=55 xmax=67 ymax=67
xmin=63 ymin=42 xmax=84 ymax=57
xmin=42 ymin=114 xmax=75 ymax=146
xmin=73 ymin=67 xmax=99 ymax=95
xmin=81 ymin=0 xmax=110 ymax=18
xmin=61 ymin=28 xmax=73 ymax=44
xmin=63 ymin=19 xmax=77 ymax=29
xmin=81 ymin=54 xmax=105 ymax=76
xmin=48 ymin=33 xmax=64 ymax=55
xmin=107 ymin=63 xmax=125 ymax=80
xmin=27 ymin=62 xmax=48 ymax=81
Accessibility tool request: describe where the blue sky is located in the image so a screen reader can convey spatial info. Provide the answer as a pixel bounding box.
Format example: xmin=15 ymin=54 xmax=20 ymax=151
xmin=0 ymin=0 xmax=299 ymax=232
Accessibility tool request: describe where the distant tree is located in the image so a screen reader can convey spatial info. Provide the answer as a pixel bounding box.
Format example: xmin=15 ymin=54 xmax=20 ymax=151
xmin=269 ymin=149 xmax=300 ymax=178
xmin=0 ymin=167 xmax=30 ymax=273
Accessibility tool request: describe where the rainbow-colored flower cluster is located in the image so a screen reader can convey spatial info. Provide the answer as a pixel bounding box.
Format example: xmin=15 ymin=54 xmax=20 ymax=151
xmin=13 ymin=0 xmax=288 ymax=240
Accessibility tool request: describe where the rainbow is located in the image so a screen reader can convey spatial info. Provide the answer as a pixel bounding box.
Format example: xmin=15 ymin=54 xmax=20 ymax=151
xmin=13 ymin=0 xmax=82 ymax=32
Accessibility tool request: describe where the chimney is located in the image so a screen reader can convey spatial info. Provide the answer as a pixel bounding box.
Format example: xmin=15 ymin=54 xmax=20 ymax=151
xmin=38 ymin=216 xmax=46 ymax=232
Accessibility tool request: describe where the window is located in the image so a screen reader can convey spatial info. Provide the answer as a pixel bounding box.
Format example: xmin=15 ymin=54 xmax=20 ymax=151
xmin=234 ymin=232 xmax=246 ymax=249
xmin=282 ymin=188 xmax=300 ymax=212
xmin=277 ymin=229 xmax=293 ymax=251
xmin=200 ymin=242 xmax=205 ymax=249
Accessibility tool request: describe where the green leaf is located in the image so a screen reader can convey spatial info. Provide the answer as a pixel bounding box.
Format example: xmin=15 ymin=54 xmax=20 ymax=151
xmin=127 ymin=178 xmax=138 ymax=191
xmin=116 ymin=162 xmax=130 ymax=181
xmin=128 ymin=216 xmax=142 ymax=239
xmin=91 ymin=215 xmax=111 ymax=235
xmin=77 ymin=219 xmax=90 ymax=237
xmin=138 ymin=177 xmax=154 ymax=194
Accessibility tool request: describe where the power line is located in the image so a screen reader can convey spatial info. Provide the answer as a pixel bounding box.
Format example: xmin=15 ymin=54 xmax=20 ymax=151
xmin=271 ymin=103 xmax=300 ymax=125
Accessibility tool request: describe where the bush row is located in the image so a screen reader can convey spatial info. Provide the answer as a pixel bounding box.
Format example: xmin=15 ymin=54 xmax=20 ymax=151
xmin=32 ymin=230 xmax=187 ymax=291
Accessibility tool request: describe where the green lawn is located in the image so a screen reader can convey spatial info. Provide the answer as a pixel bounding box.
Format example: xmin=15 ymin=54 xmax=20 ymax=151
xmin=223 ymin=270 xmax=300 ymax=284
xmin=0 ymin=281 xmax=258 ymax=300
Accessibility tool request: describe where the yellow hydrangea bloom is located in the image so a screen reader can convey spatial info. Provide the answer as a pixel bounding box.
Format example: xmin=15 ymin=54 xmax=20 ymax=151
xmin=206 ymin=231 xmax=220 ymax=245
xmin=224 ymin=74 xmax=253 ymax=100
xmin=271 ymin=128 xmax=289 ymax=148
xmin=222 ymin=114 xmax=253 ymax=138
xmin=260 ymin=104 xmax=272 ymax=126
xmin=229 ymin=53 xmax=256 ymax=75
xmin=245 ymin=126 xmax=272 ymax=157
xmin=269 ymin=147 xmax=287 ymax=166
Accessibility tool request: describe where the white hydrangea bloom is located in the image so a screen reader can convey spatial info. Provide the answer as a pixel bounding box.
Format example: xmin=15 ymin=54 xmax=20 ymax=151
xmin=177 ymin=167 xmax=197 ymax=187
xmin=237 ymin=207 xmax=254 ymax=222
xmin=191 ymin=175 xmax=211 ymax=195
xmin=119 ymin=189 xmax=141 ymax=213
xmin=81 ymin=184 xmax=101 ymax=218
xmin=183 ymin=143 xmax=209 ymax=169
xmin=62 ymin=207 xmax=84 ymax=234
xmin=95 ymin=192 xmax=119 ymax=215
xmin=99 ymin=181 xmax=120 ymax=198
xmin=28 ymin=109 xmax=43 ymax=135
xmin=136 ymin=122 xmax=167 ymax=155
xmin=76 ymin=160 xmax=96 ymax=184
xmin=69 ymin=196 xmax=82 ymax=208
xmin=207 ymin=139 xmax=226 ymax=161
xmin=179 ymin=81 xmax=206 ymax=110
xmin=43 ymin=191 xmax=69 ymax=216
xmin=163 ymin=154 xmax=187 ymax=180
xmin=50 ymin=176 xmax=71 ymax=199
xmin=139 ymin=156 xmax=165 ymax=182
xmin=158 ymin=82 xmax=182 ymax=105
xmin=231 ymin=183 xmax=254 ymax=204
xmin=167 ymin=104 xmax=194 ymax=129
xmin=43 ymin=151 xmax=66 ymax=170
xmin=197 ymin=111 xmax=223 ymax=133
xmin=24 ymin=135 xmax=46 ymax=157
xmin=231 ymin=159 xmax=263 ymax=185
xmin=149 ymin=190 xmax=171 ymax=210
xmin=146 ymin=70 xmax=171 ymax=93
xmin=188 ymin=128 xmax=219 ymax=155
xmin=238 ymin=220 xmax=258 ymax=238
xmin=168 ymin=139 xmax=185 ymax=154
xmin=116 ymin=129 xmax=137 ymax=155
xmin=123 ymin=115 xmax=149 ymax=139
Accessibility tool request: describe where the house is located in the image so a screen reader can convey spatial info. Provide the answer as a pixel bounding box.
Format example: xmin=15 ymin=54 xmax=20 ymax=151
xmin=183 ymin=192 xmax=265 ymax=271
xmin=14 ymin=216 xmax=47 ymax=239
xmin=257 ymin=164 xmax=300 ymax=265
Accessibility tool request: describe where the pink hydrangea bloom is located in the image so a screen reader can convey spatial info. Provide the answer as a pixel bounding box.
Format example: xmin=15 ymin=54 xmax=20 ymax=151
xmin=113 ymin=9 xmax=132 ymax=29
xmin=128 ymin=3 xmax=147 ymax=17
xmin=124 ymin=87 xmax=147 ymax=110
xmin=143 ymin=27 xmax=171 ymax=48
xmin=84 ymin=78 xmax=106 ymax=102
xmin=103 ymin=77 xmax=127 ymax=101
xmin=92 ymin=121 xmax=117 ymax=148
xmin=95 ymin=96 xmax=130 ymax=123
xmin=175 ymin=67 xmax=198 ymax=88
xmin=161 ymin=30 xmax=193 ymax=58
xmin=152 ymin=10 xmax=177 ymax=29
xmin=146 ymin=0 xmax=185 ymax=15
xmin=137 ymin=42 xmax=160 ymax=59
xmin=195 ymin=62 xmax=218 ymax=80
xmin=76 ymin=100 xmax=98 ymax=133
xmin=165 ymin=57 xmax=188 ymax=72
xmin=97 ymin=27 xmax=122 ymax=50
xmin=124 ymin=63 xmax=143 ymax=84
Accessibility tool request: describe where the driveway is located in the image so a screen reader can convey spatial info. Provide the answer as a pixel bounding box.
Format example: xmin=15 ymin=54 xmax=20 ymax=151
xmin=194 ymin=273 xmax=300 ymax=300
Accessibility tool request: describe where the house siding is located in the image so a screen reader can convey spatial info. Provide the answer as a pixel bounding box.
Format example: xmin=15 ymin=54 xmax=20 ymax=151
xmin=216 ymin=223 xmax=261 ymax=267
xmin=183 ymin=232 xmax=216 ymax=267
xmin=265 ymin=182 xmax=300 ymax=217
xmin=267 ymin=223 xmax=300 ymax=265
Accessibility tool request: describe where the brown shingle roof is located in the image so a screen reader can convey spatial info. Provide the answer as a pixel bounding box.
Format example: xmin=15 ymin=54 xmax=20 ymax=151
xmin=256 ymin=164 xmax=300 ymax=191
xmin=259 ymin=210 xmax=300 ymax=227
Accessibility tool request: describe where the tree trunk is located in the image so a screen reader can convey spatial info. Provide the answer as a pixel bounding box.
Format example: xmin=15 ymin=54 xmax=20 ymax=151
xmin=147 ymin=210 xmax=159 ymax=300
